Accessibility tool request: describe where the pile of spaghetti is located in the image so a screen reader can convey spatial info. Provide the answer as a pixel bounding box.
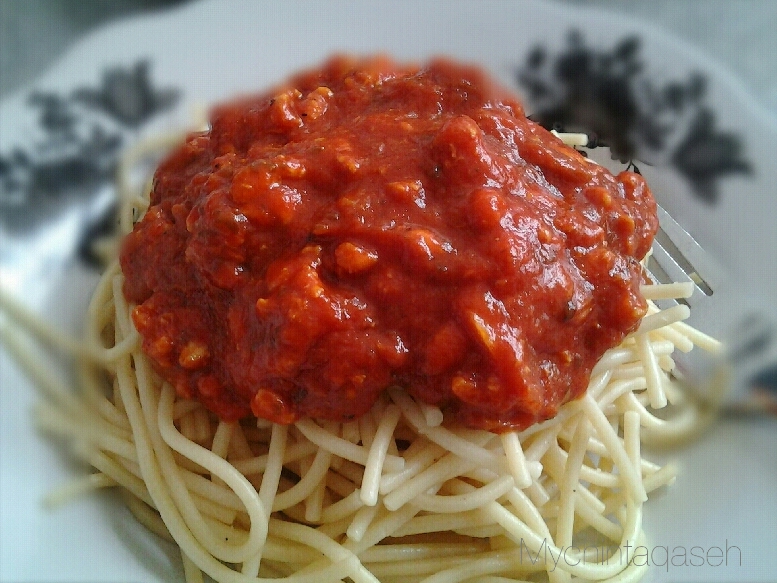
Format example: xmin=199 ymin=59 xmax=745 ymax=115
xmin=0 ymin=57 xmax=722 ymax=583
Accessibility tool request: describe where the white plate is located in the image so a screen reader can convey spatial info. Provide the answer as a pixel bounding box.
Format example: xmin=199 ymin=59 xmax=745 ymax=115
xmin=1 ymin=1 xmax=776 ymax=582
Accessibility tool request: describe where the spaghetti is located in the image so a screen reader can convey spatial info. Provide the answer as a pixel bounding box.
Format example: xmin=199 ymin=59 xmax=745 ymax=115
xmin=0 ymin=64 xmax=723 ymax=583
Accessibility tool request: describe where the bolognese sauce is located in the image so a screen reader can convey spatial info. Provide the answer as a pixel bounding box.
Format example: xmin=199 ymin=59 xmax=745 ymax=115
xmin=120 ymin=56 xmax=657 ymax=432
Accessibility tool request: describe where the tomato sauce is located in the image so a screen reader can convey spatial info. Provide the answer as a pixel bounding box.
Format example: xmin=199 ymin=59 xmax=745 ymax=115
xmin=120 ymin=56 xmax=657 ymax=432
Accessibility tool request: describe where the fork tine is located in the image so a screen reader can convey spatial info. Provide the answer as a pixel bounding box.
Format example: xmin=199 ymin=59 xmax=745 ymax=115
xmin=653 ymin=204 xmax=724 ymax=298
xmin=647 ymin=241 xmax=691 ymax=286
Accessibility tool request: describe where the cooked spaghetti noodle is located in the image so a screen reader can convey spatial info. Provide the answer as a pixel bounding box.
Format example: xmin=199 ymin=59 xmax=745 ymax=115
xmin=0 ymin=85 xmax=722 ymax=583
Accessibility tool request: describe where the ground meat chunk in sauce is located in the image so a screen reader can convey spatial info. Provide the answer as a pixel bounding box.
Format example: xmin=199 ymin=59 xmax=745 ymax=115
xmin=120 ymin=55 xmax=658 ymax=432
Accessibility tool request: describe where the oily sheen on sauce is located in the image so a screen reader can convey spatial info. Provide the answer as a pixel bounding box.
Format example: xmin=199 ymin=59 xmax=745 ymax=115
xmin=120 ymin=56 xmax=658 ymax=432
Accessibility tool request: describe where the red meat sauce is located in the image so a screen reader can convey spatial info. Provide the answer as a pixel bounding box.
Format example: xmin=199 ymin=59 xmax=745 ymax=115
xmin=120 ymin=56 xmax=658 ymax=433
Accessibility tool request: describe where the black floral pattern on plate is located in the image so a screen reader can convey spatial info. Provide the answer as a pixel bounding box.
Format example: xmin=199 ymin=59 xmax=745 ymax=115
xmin=749 ymin=364 xmax=777 ymax=416
xmin=516 ymin=30 xmax=752 ymax=204
xmin=0 ymin=60 xmax=179 ymax=263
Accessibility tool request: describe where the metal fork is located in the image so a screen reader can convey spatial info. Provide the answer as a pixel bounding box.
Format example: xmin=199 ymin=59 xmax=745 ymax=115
xmin=550 ymin=131 xmax=771 ymax=417
xmin=647 ymin=203 xmax=776 ymax=417
xmin=647 ymin=204 xmax=722 ymax=302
